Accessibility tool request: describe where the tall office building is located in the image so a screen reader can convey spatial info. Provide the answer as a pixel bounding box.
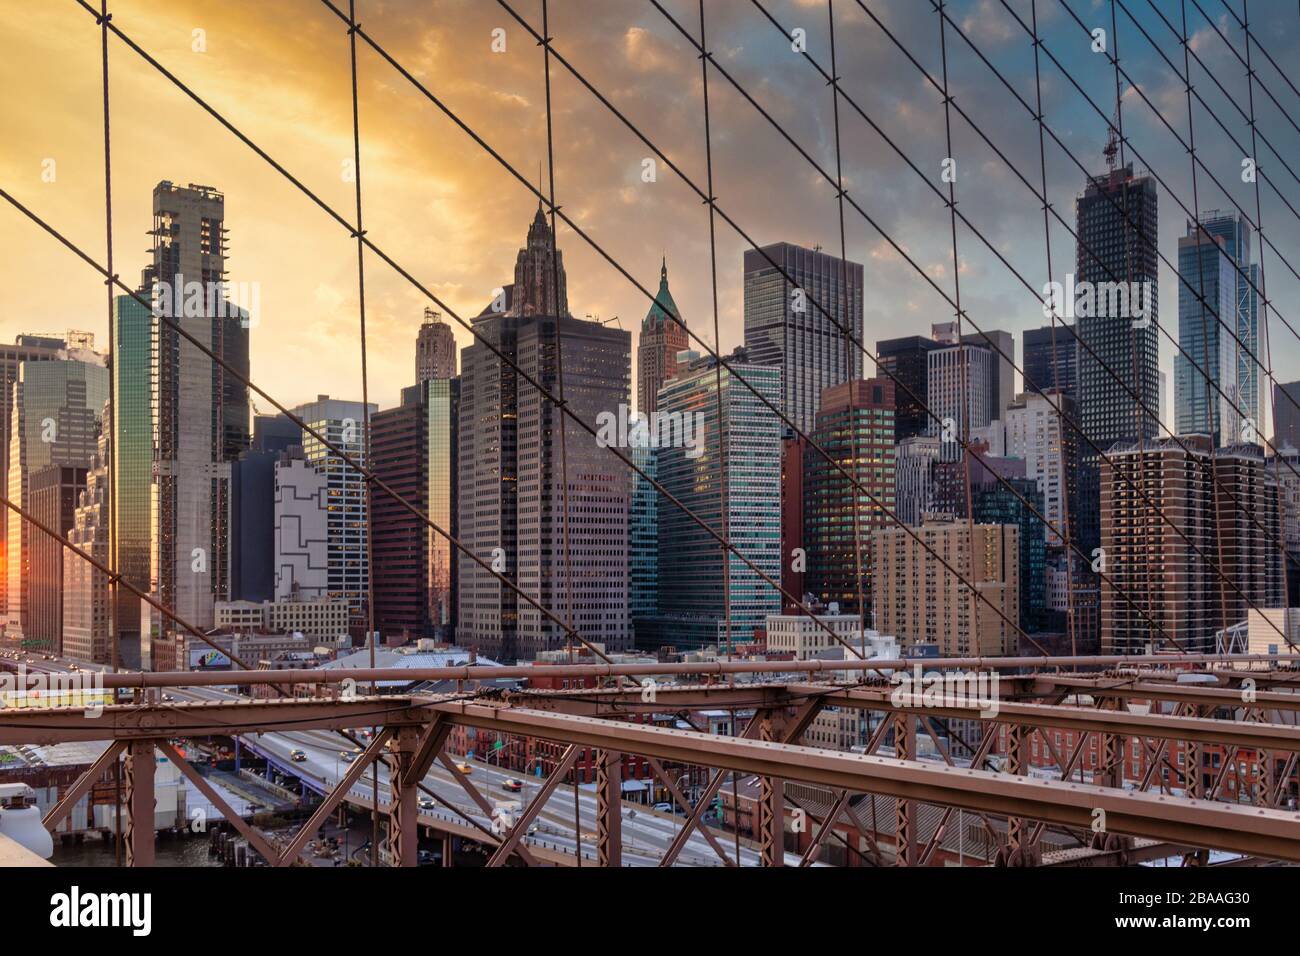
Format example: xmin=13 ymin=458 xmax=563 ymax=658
xmin=1101 ymin=436 xmax=1283 ymax=654
xmin=959 ymin=328 xmax=1014 ymax=419
xmin=371 ymin=387 xmax=433 ymax=641
xmin=27 ymin=464 xmax=88 ymax=653
xmin=416 ymin=308 xmax=457 ymax=383
xmin=0 ymin=335 xmax=65 ymax=616
xmin=641 ymin=349 xmax=783 ymax=649
xmin=802 ymin=378 xmax=896 ymax=619
xmin=144 ymin=181 xmax=244 ymax=656
xmin=1074 ymin=161 xmax=1160 ymax=559
xmin=429 ymin=378 xmax=458 ymax=639
xmin=112 ymin=295 xmax=154 ymax=667
xmin=273 ymin=447 xmax=330 ymax=601
xmin=629 ymin=443 xmax=658 ymax=633
xmin=780 ymin=432 xmax=807 ymax=601
xmin=370 ymin=379 xmax=456 ymax=641
xmin=873 ymin=514 xmax=1019 ymax=657
xmin=5 ymin=351 xmax=108 ymax=645
xmin=230 ymin=414 xmax=300 ymax=604
xmin=64 ymin=431 xmax=111 ymax=664
xmin=877 ymin=335 xmax=938 ymax=441
xmin=1202 ymin=211 xmax=1260 ymax=434
xmin=1175 ymin=217 xmax=1240 ymax=444
xmin=1004 ymin=390 xmax=1079 ymax=549
xmin=458 ymin=210 xmax=631 ymax=660
xmin=637 ymin=258 xmax=689 ymax=416
xmin=1022 ymin=324 xmax=1077 ymax=400
xmin=1274 ymin=381 xmax=1300 ymax=451
xmin=289 ymin=396 xmax=375 ymax=633
xmin=926 ymin=342 xmax=992 ymax=461
xmin=973 ymin=476 xmax=1046 ymax=631
xmin=744 ymin=242 xmax=863 ymax=433
xmin=1075 ymin=162 xmax=1160 ymax=451
xmin=894 ymin=435 xmax=939 ymax=526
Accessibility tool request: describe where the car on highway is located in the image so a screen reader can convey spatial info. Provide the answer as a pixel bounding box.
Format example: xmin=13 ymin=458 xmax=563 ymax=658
xmin=455 ymin=762 xmax=473 ymax=775
xmin=502 ymin=778 xmax=523 ymax=792
xmin=289 ymin=749 xmax=307 ymax=762
xmin=339 ymin=750 xmax=357 ymax=763
xmin=418 ymin=796 xmax=436 ymax=811
xmin=652 ymin=802 xmax=674 ymax=813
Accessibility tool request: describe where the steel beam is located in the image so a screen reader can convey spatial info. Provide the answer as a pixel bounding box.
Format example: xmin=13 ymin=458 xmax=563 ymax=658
xmin=758 ymin=713 xmax=785 ymax=866
xmin=795 ymin=685 xmax=1300 ymax=753
xmin=156 ymin=740 xmax=280 ymax=864
xmin=596 ymin=750 xmax=622 ymax=867
xmin=487 ymin=746 xmax=577 ymax=867
xmin=387 ymin=726 xmax=420 ymax=868
xmin=0 ymin=696 xmax=430 ymax=745
xmin=276 ymin=728 xmax=393 ymax=866
xmin=42 ymin=741 xmax=122 ymax=832
xmin=123 ymin=739 xmax=155 ymax=868
xmin=429 ymin=701 xmax=1300 ymax=862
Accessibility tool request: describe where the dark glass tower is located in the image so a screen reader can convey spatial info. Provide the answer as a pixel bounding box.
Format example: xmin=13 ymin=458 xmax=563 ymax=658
xmin=1074 ymin=162 xmax=1160 ymax=553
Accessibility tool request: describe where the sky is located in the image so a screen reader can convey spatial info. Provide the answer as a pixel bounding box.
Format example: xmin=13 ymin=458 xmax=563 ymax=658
xmin=3 ymin=0 xmax=1300 ymax=431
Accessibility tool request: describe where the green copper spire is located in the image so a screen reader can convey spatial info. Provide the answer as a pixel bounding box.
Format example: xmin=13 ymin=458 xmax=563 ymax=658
xmin=642 ymin=256 xmax=681 ymax=331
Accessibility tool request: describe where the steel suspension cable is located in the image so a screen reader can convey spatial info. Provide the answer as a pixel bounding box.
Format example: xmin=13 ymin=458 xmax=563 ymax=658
xmin=1029 ymin=0 xmax=1079 ymax=655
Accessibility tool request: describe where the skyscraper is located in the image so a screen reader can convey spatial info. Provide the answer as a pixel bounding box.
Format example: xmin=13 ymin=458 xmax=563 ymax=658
xmin=876 ymin=335 xmax=938 ymax=441
xmin=0 ymin=334 xmax=64 ymax=617
xmin=289 ymin=396 xmax=375 ymax=633
xmin=926 ymin=341 xmax=992 ymax=461
xmin=5 ymin=351 xmax=108 ymax=646
xmin=371 ymin=386 xmax=433 ymax=641
xmin=230 ymin=413 xmax=299 ymax=604
xmin=27 ymin=463 xmax=88 ymax=653
xmin=1075 ymin=161 xmax=1160 ymax=558
xmin=894 ymin=435 xmax=939 ymax=526
xmin=973 ymin=476 xmax=1046 ymax=631
xmin=416 ymin=308 xmax=457 ymax=383
xmin=960 ymin=328 xmax=1015 ymax=419
xmin=1022 ymin=324 xmax=1077 ymax=401
xmin=1175 ymin=217 xmax=1240 ymax=444
xmin=636 ymin=258 xmax=689 ymax=416
xmin=112 ymin=295 xmax=154 ymax=667
xmin=64 ymin=430 xmax=111 ymax=664
xmin=273 ymin=447 xmax=330 ymax=602
xmin=1075 ymin=162 xmax=1160 ymax=452
xmin=1004 ymin=390 xmax=1079 ymax=550
xmin=1275 ymin=381 xmax=1300 ymax=451
xmin=802 ymin=378 xmax=896 ymax=619
xmin=1201 ymin=211 xmax=1259 ymax=434
xmin=145 ymin=181 xmax=243 ymax=653
xmin=643 ymin=349 xmax=783 ymax=649
xmin=1101 ymin=436 xmax=1282 ymax=653
xmin=458 ymin=210 xmax=631 ymax=660
xmin=629 ymin=442 xmax=658 ymax=631
xmin=369 ymin=379 xmax=456 ymax=641
xmin=744 ymin=242 xmax=863 ymax=434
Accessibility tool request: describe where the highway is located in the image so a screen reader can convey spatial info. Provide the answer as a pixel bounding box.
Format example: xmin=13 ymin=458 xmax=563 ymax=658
xmin=3 ymin=652 xmax=803 ymax=866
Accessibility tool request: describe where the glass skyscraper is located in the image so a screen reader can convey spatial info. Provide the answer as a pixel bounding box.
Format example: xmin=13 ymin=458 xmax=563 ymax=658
xmin=644 ymin=350 xmax=782 ymax=649
xmin=113 ymin=294 xmax=154 ymax=668
xmin=5 ymin=351 xmax=108 ymax=645
xmin=744 ymin=243 xmax=863 ymax=434
xmin=1175 ymin=217 xmax=1240 ymax=444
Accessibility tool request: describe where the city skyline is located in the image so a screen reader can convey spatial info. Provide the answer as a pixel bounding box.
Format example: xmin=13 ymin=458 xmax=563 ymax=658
xmin=5 ymin=1 xmax=1300 ymax=426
